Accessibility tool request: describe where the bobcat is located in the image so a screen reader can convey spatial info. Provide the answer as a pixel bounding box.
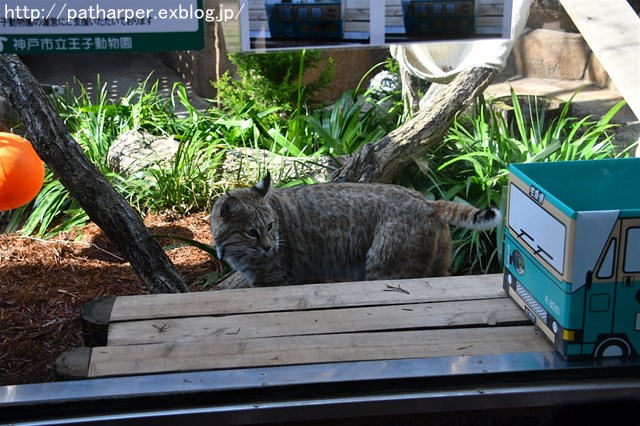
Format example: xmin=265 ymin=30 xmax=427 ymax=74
xmin=211 ymin=174 xmax=501 ymax=287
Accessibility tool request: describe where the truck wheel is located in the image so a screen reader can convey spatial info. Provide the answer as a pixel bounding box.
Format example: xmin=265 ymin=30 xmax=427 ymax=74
xmin=594 ymin=337 xmax=632 ymax=358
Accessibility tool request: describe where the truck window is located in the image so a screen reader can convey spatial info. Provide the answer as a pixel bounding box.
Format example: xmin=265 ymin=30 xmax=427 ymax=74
xmin=597 ymin=239 xmax=616 ymax=279
xmin=624 ymin=227 xmax=640 ymax=273
xmin=508 ymin=184 xmax=566 ymax=274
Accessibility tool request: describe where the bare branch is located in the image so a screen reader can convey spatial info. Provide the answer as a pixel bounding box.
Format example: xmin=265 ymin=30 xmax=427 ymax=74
xmin=0 ymin=54 xmax=188 ymax=294
xmin=332 ymin=66 xmax=498 ymax=184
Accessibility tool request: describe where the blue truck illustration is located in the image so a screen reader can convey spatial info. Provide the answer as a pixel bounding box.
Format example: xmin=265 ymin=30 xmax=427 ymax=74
xmin=503 ymin=158 xmax=640 ymax=358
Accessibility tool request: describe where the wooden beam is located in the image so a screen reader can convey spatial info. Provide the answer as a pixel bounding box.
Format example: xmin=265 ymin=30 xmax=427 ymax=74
xmin=107 ymin=298 xmax=528 ymax=346
xmin=559 ymin=0 xmax=640 ymax=121
xmin=87 ymin=326 xmax=551 ymax=378
xmin=82 ymin=295 xmax=115 ymax=347
xmin=55 ymin=347 xmax=91 ymax=380
xmin=57 ymin=274 xmax=554 ymax=380
xmin=108 ymin=274 xmax=506 ymax=322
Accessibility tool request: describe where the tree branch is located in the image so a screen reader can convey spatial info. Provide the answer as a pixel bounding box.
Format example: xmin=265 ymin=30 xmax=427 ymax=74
xmin=0 ymin=54 xmax=188 ymax=294
xmin=332 ymin=66 xmax=499 ymax=183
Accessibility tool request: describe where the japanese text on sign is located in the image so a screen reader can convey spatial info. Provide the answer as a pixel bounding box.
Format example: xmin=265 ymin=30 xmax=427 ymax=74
xmin=6 ymin=36 xmax=133 ymax=52
xmin=0 ymin=1 xmax=242 ymax=53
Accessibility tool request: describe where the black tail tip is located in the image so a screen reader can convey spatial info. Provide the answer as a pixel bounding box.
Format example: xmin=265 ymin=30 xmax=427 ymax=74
xmin=471 ymin=207 xmax=502 ymax=230
xmin=473 ymin=208 xmax=495 ymax=223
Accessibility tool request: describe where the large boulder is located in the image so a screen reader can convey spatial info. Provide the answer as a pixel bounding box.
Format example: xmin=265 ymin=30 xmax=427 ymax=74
xmin=106 ymin=130 xmax=340 ymax=184
xmin=219 ymin=147 xmax=340 ymax=185
xmin=106 ymin=130 xmax=180 ymax=176
xmin=513 ymin=29 xmax=592 ymax=82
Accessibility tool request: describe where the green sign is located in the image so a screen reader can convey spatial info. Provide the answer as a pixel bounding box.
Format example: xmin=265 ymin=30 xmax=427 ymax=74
xmin=0 ymin=0 xmax=207 ymax=54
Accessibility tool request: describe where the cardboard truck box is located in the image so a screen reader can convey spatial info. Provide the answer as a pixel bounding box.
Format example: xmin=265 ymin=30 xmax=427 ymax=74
xmin=503 ymin=158 xmax=640 ymax=358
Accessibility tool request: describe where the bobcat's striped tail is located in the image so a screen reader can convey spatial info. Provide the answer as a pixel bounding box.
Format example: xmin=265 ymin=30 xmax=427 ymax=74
xmin=434 ymin=200 xmax=502 ymax=231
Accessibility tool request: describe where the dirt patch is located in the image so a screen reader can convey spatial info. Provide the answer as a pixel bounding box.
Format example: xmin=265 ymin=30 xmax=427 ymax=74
xmin=0 ymin=212 xmax=225 ymax=386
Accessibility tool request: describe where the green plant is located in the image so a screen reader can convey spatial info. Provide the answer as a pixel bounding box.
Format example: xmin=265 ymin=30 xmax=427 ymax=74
xmin=211 ymin=55 xmax=406 ymax=175
xmin=123 ymin=83 xmax=229 ymax=215
xmin=422 ymin=88 xmax=629 ymax=275
xmin=213 ymin=50 xmax=334 ymax=118
xmin=212 ymin=50 xmax=337 ymax=159
xmin=367 ymin=56 xmax=428 ymax=126
xmin=302 ymin=89 xmax=386 ymax=157
xmin=150 ymin=234 xmax=231 ymax=288
xmin=5 ymin=78 xmax=228 ymax=237
xmin=133 ymin=133 xmax=226 ymax=215
xmin=6 ymin=78 xmax=141 ymax=237
xmin=287 ymin=60 xmax=404 ymax=158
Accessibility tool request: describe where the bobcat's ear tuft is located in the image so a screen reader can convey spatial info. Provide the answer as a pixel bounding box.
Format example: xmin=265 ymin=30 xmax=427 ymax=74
xmin=252 ymin=172 xmax=272 ymax=198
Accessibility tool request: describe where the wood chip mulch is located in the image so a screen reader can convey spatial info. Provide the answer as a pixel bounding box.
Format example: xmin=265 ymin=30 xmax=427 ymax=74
xmin=0 ymin=212 xmax=225 ymax=386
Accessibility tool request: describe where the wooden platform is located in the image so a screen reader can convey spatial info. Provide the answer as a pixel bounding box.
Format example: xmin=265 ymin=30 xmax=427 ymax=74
xmin=56 ymin=274 xmax=554 ymax=379
xmin=558 ymin=0 xmax=640 ymax=121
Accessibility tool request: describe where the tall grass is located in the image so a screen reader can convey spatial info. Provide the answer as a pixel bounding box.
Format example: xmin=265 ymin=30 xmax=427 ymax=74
xmin=131 ymin=83 xmax=227 ymax=215
xmin=422 ymin=88 xmax=630 ymax=275
xmin=6 ymin=57 xmax=628 ymax=283
xmin=6 ymin=78 xmax=138 ymax=237
xmin=4 ymin=78 xmax=226 ymax=237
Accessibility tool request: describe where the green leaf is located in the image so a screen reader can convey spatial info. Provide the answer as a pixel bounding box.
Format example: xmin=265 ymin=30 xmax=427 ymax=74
xmin=150 ymin=234 xmax=219 ymax=259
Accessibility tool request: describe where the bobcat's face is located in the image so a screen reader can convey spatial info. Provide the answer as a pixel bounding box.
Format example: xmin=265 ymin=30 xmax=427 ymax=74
xmin=211 ymin=176 xmax=280 ymax=274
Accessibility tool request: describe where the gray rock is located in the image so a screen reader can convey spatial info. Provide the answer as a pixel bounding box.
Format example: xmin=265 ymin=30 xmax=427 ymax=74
xmin=219 ymin=147 xmax=341 ymax=186
xmin=613 ymin=122 xmax=640 ymax=156
xmin=106 ymin=130 xmax=343 ymax=187
xmin=106 ymin=130 xmax=180 ymax=176
xmin=513 ymin=29 xmax=592 ymax=82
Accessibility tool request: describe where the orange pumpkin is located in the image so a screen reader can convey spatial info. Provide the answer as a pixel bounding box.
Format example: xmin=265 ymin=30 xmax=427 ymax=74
xmin=0 ymin=132 xmax=45 ymax=211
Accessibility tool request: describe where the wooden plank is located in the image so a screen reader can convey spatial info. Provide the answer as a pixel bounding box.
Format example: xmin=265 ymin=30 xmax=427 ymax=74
xmin=107 ymin=297 xmax=528 ymax=346
xmin=559 ymin=0 xmax=640 ymax=120
xmin=87 ymin=326 xmax=552 ymax=378
xmin=109 ymin=274 xmax=506 ymax=322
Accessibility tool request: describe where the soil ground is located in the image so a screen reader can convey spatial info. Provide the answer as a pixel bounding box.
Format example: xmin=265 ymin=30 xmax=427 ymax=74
xmin=0 ymin=212 xmax=225 ymax=386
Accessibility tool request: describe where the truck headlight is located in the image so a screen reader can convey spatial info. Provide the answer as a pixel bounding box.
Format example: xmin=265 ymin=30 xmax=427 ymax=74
xmin=512 ymin=249 xmax=525 ymax=275
xmin=563 ymin=329 xmax=575 ymax=342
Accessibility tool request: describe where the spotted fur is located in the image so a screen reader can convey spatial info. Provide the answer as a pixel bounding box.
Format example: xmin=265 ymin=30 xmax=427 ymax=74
xmin=211 ymin=174 xmax=501 ymax=287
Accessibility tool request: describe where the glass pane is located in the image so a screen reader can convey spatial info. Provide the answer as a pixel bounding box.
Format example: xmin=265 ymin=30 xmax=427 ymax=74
xmin=597 ymin=240 xmax=616 ymax=279
xmin=624 ymin=227 xmax=640 ymax=273
xmin=508 ymin=184 xmax=566 ymax=274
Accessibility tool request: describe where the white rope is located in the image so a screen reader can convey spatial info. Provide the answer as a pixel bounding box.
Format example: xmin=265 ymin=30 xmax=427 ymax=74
xmin=390 ymin=0 xmax=534 ymax=84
